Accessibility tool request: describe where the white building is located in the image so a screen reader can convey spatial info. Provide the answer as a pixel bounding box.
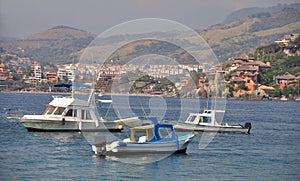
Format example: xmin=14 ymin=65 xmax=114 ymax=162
xmin=65 ymin=64 xmax=76 ymax=82
xmin=32 ymin=63 xmax=42 ymax=82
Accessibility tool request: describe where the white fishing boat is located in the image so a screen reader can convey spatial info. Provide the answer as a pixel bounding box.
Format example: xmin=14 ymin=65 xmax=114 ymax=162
xmin=16 ymin=84 xmax=123 ymax=132
xmin=92 ymin=117 xmax=194 ymax=156
xmin=165 ymin=110 xmax=251 ymax=134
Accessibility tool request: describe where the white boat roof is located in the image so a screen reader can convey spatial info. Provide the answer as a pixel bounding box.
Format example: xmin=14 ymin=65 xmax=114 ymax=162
xmin=49 ymin=96 xmax=74 ymax=107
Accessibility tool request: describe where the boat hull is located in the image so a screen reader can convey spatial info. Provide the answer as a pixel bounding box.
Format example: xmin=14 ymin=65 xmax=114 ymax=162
xmin=92 ymin=135 xmax=193 ymax=156
xmin=18 ymin=118 xmax=122 ymax=132
xmin=169 ymin=122 xmax=251 ymax=134
xmin=108 ymin=140 xmax=189 ymax=156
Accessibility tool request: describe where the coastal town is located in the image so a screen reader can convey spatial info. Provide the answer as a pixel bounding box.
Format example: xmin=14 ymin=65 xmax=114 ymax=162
xmin=0 ymin=33 xmax=299 ymax=100
xmin=1 ymin=2 xmax=300 ymax=180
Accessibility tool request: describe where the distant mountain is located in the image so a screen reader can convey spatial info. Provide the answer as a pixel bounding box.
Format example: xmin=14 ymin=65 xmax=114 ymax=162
xmin=198 ymin=7 xmax=300 ymax=61
xmin=25 ymin=25 xmax=95 ymax=40
xmin=223 ymin=3 xmax=300 ymax=24
xmin=107 ymin=7 xmax=300 ymax=63
xmin=0 ymin=25 xmax=96 ymax=65
xmin=0 ymin=4 xmax=299 ymax=65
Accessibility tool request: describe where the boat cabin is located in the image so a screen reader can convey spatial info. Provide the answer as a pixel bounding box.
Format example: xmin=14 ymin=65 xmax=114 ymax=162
xmin=128 ymin=123 xmax=176 ymax=143
xmin=185 ymin=110 xmax=216 ymax=126
xmin=42 ymin=95 xmax=97 ymax=121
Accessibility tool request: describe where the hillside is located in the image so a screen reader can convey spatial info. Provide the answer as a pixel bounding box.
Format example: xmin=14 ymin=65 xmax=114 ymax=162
xmin=223 ymin=3 xmax=300 ymax=23
xmin=109 ymin=7 xmax=300 ymax=63
xmin=0 ymin=4 xmax=299 ymax=65
xmin=96 ymin=6 xmax=300 ymax=63
xmin=0 ymin=26 xmax=96 ymax=65
xmin=25 ymin=25 xmax=94 ymax=40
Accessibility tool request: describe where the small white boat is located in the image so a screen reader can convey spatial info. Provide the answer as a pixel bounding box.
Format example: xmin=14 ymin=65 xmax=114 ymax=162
xmin=16 ymin=84 xmax=123 ymax=132
xmin=165 ymin=110 xmax=251 ymax=134
xmin=92 ymin=117 xmax=194 ymax=156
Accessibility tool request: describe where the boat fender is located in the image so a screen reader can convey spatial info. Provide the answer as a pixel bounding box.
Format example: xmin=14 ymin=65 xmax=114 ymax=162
xmin=62 ymin=118 xmax=65 ymax=125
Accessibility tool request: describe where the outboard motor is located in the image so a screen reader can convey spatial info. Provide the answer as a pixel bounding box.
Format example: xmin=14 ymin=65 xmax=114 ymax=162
xmin=92 ymin=136 xmax=106 ymax=156
xmin=244 ymin=122 xmax=252 ymax=134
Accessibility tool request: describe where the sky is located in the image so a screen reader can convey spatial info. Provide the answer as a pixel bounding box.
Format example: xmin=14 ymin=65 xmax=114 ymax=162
xmin=0 ymin=0 xmax=298 ymax=38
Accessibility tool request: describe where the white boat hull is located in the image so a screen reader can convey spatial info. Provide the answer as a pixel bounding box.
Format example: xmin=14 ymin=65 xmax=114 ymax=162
xmin=18 ymin=116 xmax=122 ymax=132
xmin=92 ymin=134 xmax=194 ymax=156
xmin=166 ymin=121 xmax=251 ymax=134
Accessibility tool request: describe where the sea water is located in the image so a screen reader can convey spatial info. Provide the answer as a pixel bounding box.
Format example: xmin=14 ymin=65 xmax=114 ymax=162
xmin=0 ymin=93 xmax=299 ymax=180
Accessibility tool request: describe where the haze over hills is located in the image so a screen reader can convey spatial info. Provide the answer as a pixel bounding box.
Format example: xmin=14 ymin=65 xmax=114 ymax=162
xmin=25 ymin=25 xmax=96 ymax=40
xmin=0 ymin=3 xmax=299 ymax=65
xmin=0 ymin=25 xmax=96 ymax=65
xmin=223 ymin=3 xmax=300 ymax=23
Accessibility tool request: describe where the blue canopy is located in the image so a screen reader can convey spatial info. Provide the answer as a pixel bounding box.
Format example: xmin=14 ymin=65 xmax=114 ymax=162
xmin=137 ymin=116 xmax=176 ymax=142
xmin=54 ymin=83 xmax=90 ymax=88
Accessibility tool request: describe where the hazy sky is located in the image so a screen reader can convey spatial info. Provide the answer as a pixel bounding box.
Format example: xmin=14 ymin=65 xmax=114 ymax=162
xmin=0 ymin=0 xmax=298 ymax=38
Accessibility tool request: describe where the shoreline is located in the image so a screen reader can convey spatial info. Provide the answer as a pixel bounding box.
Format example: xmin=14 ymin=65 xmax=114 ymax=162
xmin=1 ymin=91 xmax=299 ymax=101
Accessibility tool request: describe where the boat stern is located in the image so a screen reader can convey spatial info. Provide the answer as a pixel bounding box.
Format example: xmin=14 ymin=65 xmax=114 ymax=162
xmin=92 ymin=135 xmax=107 ymax=156
xmin=243 ymin=122 xmax=252 ymax=134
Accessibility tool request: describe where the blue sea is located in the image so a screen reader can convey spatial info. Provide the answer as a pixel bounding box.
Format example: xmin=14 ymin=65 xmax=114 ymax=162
xmin=0 ymin=92 xmax=299 ymax=180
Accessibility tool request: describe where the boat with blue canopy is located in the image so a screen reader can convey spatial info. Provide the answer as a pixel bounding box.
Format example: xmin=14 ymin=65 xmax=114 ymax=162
xmin=92 ymin=117 xmax=194 ymax=156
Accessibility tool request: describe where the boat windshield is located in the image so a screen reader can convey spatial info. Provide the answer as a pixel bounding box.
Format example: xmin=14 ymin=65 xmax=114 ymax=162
xmin=43 ymin=106 xmax=55 ymax=115
xmin=157 ymin=127 xmax=173 ymax=139
xmin=186 ymin=115 xmax=196 ymax=123
xmin=53 ymin=107 xmax=65 ymax=115
xmin=149 ymin=124 xmax=176 ymax=142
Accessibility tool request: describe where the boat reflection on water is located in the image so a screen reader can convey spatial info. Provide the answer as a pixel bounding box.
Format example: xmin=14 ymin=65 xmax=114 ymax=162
xmin=103 ymin=153 xmax=174 ymax=165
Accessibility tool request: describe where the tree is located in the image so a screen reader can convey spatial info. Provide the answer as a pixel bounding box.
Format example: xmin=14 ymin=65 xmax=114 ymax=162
xmin=238 ymin=81 xmax=248 ymax=91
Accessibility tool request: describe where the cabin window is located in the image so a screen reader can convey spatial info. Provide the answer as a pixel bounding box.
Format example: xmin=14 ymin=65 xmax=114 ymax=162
xmin=81 ymin=110 xmax=92 ymax=120
xmin=86 ymin=111 xmax=92 ymax=120
xmin=81 ymin=110 xmax=85 ymax=119
xmin=158 ymin=128 xmax=172 ymax=139
xmin=187 ymin=115 xmax=196 ymax=123
xmin=65 ymin=109 xmax=73 ymax=117
xmin=203 ymin=117 xmax=209 ymax=123
xmin=54 ymin=107 xmax=65 ymax=115
xmin=73 ymin=109 xmax=77 ymax=117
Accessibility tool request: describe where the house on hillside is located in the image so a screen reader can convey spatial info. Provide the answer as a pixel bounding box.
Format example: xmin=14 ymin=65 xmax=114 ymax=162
xmin=275 ymin=33 xmax=299 ymax=46
xmin=31 ymin=63 xmax=42 ymax=82
xmin=242 ymin=61 xmax=270 ymax=71
xmin=0 ymin=64 xmax=5 ymax=72
xmin=198 ymin=73 xmax=207 ymax=87
xmin=275 ymin=33 xmax=300 ymax=56
xmin=228 ymin=55 xmax=272 ymax=93
xmin=46 ymin=71 xmax=58 ymax=82
xmin=57 ymin=67 xmax=67 ymax=80
xmin=16 ymin=69 xmax=23 ymax=75
xmin=0 ymin=71 xmax=9 ymax=81
xmin=275 ymin=72 xmax=298 ymax=90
